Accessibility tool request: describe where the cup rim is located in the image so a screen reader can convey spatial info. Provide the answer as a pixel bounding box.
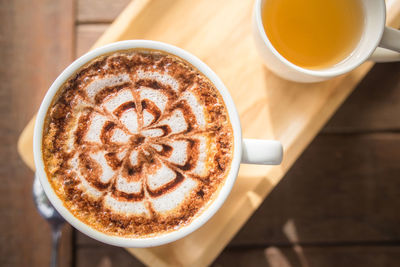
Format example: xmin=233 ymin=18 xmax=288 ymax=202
xmin=33 ymin=40 xmax=242 ymax=247
xmin=254 ymin=0 xmax=386 ymax=78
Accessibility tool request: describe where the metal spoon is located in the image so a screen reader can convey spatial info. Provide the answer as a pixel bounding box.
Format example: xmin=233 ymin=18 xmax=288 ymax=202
xmin=32 ymin=173 xmax=65 ymax=267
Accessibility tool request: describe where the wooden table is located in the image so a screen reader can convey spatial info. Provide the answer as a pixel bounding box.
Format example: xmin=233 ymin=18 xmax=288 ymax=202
xmin=2 ymin=0 xmax=400 ymax=266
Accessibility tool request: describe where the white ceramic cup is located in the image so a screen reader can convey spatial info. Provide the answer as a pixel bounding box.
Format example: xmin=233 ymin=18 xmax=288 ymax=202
xmin=33 ymin=40 xmax=283 ymax=247
xmin=253 ymin=0 xmax=400 ymax=83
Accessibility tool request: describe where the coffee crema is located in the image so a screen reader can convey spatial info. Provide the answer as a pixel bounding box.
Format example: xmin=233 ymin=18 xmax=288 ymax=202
xmin=42 ymin=49 xmax=234 ymax=237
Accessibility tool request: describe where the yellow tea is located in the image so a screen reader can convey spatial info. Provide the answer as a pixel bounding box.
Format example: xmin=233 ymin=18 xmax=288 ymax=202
xmin=262 ymin=0 xmax=364 ymax=69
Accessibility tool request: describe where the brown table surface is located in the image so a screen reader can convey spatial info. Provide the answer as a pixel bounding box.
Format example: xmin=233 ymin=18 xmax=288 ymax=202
xmin=2 ymin=0 xmax=400 ymax=266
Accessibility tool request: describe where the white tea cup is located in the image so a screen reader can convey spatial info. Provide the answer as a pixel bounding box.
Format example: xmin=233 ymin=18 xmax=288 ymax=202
xmin=33 ymin=40 xmax=283 ymax=247
xmin=253 ymin=0 xmax=400 ymax=83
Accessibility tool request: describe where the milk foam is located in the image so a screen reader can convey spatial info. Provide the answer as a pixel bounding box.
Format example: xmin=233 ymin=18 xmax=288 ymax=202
xmin=85 ymin=74 xmax=131 ymax=100
xmin=70 ymin=155 xmax=103 ymax=198
xmin=164 ymin=140 xmax=188 ymax=166
xmin=85 ymin=113 xmax=108 ymax=143
xmin=139 ymin=88 xmax=168 ymax=113
xmin=150 ymin=143 xmax=163 ymax=152
xmin=137 ymin=70 xmax=179 ymax=92
xmin=120 ymin=110 xmax=138 ymax=133
xmin=141 ymin=128 xmax=164 ymax=137
xmin=151 ymin=177 xmax=197 ymax=213
xmin=147 ymin=161 xmax=177 ymax=190
xmin=142 ymin=110 xmax=154 ymax=128
xmin=157 ymin=110 xmax=188 ymax=134
xmin=72 ymin=66 xmax=211 ymax=215
xmin=103 ymin=89 xmax=133 ymax=113
xmin=110 ymin=128 xmax=130 ymax=143
xmin=116 ymin=175 xmax=142 ymax=194
xmin=77 ymin=67 xmax=209 ymax=215
xmin=182 ymin=91 xmax=206 ymax=128
xmin=78 ymin=176 xmax=103 ymax=198
xmin=116 ymin=150 xmax=127 ymax=161
xmin=189 ymin=136 xmax=208 ymax=177
xmin=44 ymin=50 xmax=233 ymax=236
xmin=75 ymin=66 xmax=204 ymax=215
xmin=104 ymin=194 xmax=149 ymax=216
xmin=129 ymin=149 xmax=138 ymax=165
xmin=90 ymin=152 xmax=115 ymax=183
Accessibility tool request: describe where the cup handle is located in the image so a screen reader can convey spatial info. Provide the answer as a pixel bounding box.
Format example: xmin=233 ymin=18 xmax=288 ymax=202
xmin=370 ymin=26 xmax=400 ymax=62
xmin=241 ymin=139 xmax=283 ymax=165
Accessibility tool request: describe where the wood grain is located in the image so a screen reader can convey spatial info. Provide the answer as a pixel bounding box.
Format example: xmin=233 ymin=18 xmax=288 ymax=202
xmin=74 ymin=1 xmax=400 ymax=266
xmin=75 ymin=133 xmax=400 ymax=247
xmin=324 ymin=62 xmax=400 ymax=132
xmin=96 ymin=1 xmax=399 ymax=265
xmin=15 ymin=0 xmax=399 ymax=266
xmin=73 ymin=61 xmax=400 ymax=264
xmin=75 ymin=25 xmax=400 ymax=133
xmin=232 ymin=133 xmax=400 ymax=246
xmin=77 ymin=0 xmax=131 ymax=23
xmin=0 ymin=0 xmax=75 ymax=266
xmin=76 ymin=245 xmax=144 ymax=267
xmin=213 ymin=245 xmax=400 ymax=267
xmin=76 ymin=24 xmax=108 ymax=57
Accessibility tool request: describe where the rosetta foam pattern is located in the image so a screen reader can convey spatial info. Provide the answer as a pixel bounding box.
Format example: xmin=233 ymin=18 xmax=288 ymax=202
xmin=42 ymin=50 xmax=234 ymax=237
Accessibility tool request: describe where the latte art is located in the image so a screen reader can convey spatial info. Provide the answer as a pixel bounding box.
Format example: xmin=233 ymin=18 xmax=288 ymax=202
xmin=42 ymin=49 xmax=233 ymax=237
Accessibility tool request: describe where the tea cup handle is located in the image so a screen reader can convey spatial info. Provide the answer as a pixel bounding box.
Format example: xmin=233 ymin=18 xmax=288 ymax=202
xmin=370 ymin=26 xmax=400 ymax=62
xmin=241 ymin=139 xmax=283 ymax=165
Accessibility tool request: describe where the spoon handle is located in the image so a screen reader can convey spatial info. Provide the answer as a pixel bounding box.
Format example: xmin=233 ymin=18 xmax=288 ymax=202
xmin=50 ymin=225 xmax=62 ymax=267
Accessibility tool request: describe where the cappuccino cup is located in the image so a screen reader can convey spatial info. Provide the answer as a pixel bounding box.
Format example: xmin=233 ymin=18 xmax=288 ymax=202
xmin=33 ymin=40 xmax=283 ymax=247
xmin=253 ymin=0 xmax=400 ymax=82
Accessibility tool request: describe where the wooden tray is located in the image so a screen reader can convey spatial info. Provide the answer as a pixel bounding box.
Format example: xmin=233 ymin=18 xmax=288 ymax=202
xmin=18 ymin=0 xmax=400 ymax=266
